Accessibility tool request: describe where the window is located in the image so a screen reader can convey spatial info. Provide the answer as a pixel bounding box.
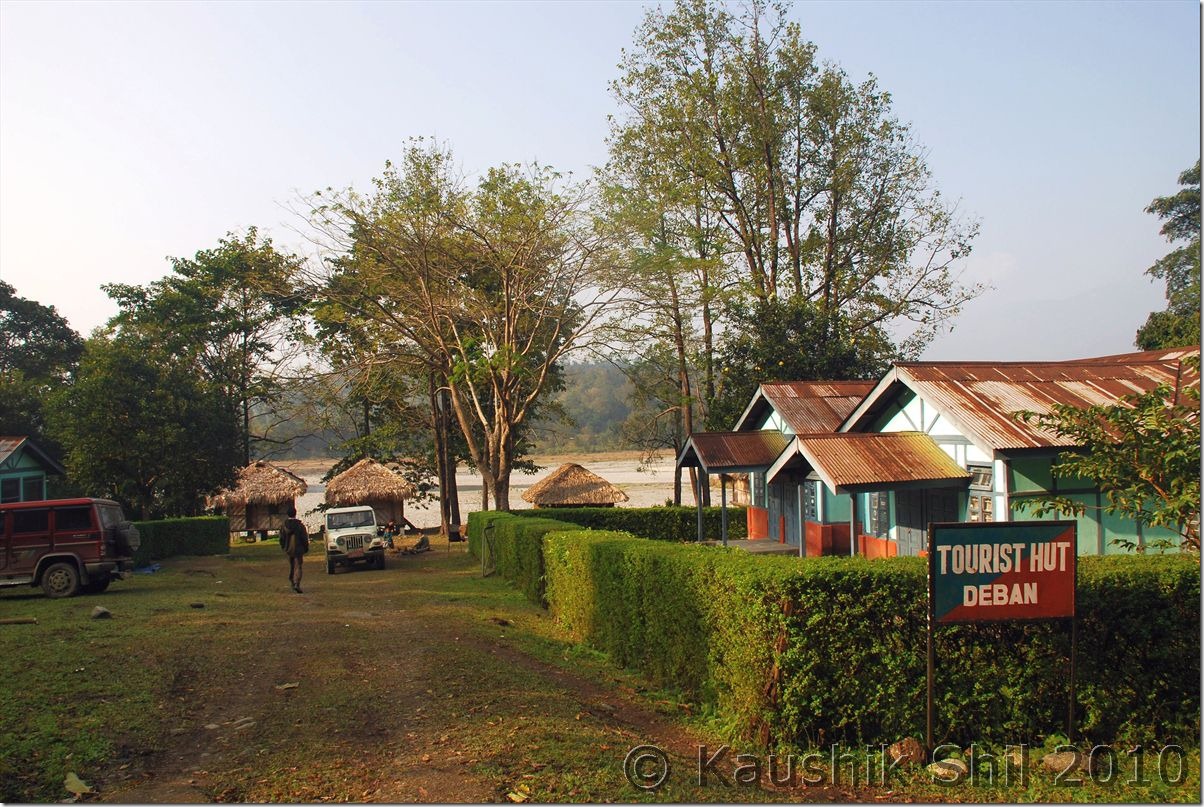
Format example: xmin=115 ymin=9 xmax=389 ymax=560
xmin=802 ymin=482 xmax=818 ymax=522
xmin=12 ymin=509 xmax=49 ymax=533
xmin=55 ymin=507 xmax=93 ymax=532
xmin=22 ymin=476 xmax=43 ymax=501
xmin=968 ymin=493 xmax=995 ymax=523
xmin=968 ymin=464 xmax=993 ymax=491
xmin=0 ymin=478 xmax=18 ymax=504
xmin=867 ymin=492 xmax=890 ymax=538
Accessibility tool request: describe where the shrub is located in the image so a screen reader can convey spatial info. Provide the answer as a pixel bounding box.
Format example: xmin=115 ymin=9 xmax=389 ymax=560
xmin=467 ymin=511 xmax=572 ymax=605
xmin=513 ymin=505 xmax=747 ymax=542
xmin=478 ymin=513 xmax=1199 ymax=747
xmin=131 ymin=516 xmax=230 ymax=565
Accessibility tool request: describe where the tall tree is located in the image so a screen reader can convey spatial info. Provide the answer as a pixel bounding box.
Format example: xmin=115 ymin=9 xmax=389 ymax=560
xmin=1136 ymin=160 xmax=1200 ymax=350
xmin=0 ymin=281 xmax=83 ymax=457
xmin=609 ymin=0 xmax=979 ymax=382
xmin=46 ymin=334 xmax=240 ymax=519
xmin=307 ymin=143 xmax=624 ymax=511
xmin=103 ymin=228 xmax=307 ymax=465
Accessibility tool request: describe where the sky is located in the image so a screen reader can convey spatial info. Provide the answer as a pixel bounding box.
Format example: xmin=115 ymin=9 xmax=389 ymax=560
xmin=0 ymin=0 xmax=1199 ymax=362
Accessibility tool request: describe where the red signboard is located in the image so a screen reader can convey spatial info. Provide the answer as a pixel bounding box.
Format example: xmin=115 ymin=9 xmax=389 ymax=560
xmin=929 ymin=521 xmax=1076 ymax=624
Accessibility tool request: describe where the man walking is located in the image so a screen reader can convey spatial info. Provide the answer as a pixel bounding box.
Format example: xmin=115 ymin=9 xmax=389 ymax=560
xmin=280 ymin=506 xmax=309 ymax=594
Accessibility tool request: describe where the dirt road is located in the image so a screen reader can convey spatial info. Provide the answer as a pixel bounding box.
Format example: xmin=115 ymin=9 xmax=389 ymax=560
xmin=95 ymin=541 xmax=774 ymax=803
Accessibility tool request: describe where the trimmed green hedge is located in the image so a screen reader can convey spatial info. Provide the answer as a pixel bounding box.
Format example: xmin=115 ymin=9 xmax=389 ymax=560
xmin=131 ymin=516 xmax=230 ymax=565
xmin=473 ymin=513 xmax=1199 ymax=747
xmin=512 ymin=505 xmax=748 ymax=542
xmin=467 ymin=511 xmax=567 ymax=604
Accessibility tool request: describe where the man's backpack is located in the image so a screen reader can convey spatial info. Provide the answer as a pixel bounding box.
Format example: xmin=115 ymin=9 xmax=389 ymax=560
xmin=280 ymin=518 xmax=309 ymax=555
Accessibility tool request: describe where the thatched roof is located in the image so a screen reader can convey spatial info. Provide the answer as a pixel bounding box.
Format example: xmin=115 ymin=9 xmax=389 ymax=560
xmin=521 ymin=463 xmax=629 ymax=506
xmin=325 ymin=458 xmax=416 ymax=506
xmin=210 ymin=460 xmax=307 ymax=508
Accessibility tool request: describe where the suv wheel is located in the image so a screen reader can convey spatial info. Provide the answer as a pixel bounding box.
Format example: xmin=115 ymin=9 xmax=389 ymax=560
xmin=376 ymin=553 xmax=386 ymax=570
xmin=42 ymin=562 xmax=81 ymax=598
xmin=326 ymin=558 xmax=336 ymax=575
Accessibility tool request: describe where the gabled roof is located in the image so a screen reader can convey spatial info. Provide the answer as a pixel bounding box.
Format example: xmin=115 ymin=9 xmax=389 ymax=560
xmin=768 ymin=432 xmax=970 ymax=493
xmin=841 ymin=352 xmax=1196 ymax=452
xmin=521 ymin=463 xmax=629 ymax=506
xmin=733 ymin=381 xmax=877 ymax=434
xmin=677 ymin=431 xmax=792 ymax=474
xmin=0 ymin=436 xmax=66 ymax=475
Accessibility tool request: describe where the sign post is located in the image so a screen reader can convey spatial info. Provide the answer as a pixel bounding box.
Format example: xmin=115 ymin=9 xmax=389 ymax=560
xmin=926 ymin=521 xmax=1077 ymax=751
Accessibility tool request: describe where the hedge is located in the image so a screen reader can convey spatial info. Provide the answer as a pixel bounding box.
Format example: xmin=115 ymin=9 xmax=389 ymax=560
xmin=512 ymin=505 xmax=748 ymax=542
xmin=131 ymin=516 xmax=230 ymax=565
xmin=472 ymin=513 xmax=1200 ymax=747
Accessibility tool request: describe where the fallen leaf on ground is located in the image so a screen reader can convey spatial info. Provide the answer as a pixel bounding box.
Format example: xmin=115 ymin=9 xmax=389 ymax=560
xmin=64 ymin=772 xmax=93 ymax=795
xmin=275 ymin=682 xmax=299 ymax=690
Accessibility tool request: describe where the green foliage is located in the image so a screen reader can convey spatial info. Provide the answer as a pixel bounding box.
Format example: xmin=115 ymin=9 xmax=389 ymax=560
xmin=512 ymin=505 xmax=747 ymax=542
xmin=46 ymin=336 xmax=241 ymax=520
xmin=707 ymin=295 xmax=893 ymax=429
xmin=1137 ymin=160 xmax=1201 ymax=350
xmin=531 ymin=362 xmax=633 ymax=453
xmin=1015 ymin=358 xmax=1200 ymax=550
xmin=131 ymin=516 xmax=231 ymax=566
xmin=476 ymin=513 xmax=1199 ymax=748
xmin=0 ymin=281 xmax=83 ymax=459
xmin=467 ymin=511 xmax=566 ymax=605
xmin=103 ymin=227 xmax=307 ymax=464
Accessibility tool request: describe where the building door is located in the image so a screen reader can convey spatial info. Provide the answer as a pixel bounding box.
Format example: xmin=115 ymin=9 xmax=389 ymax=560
xmin=895 ymin=489 xmax=962 ymax=556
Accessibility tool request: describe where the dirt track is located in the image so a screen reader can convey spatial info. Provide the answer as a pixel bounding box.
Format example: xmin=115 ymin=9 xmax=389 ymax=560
xmin=96 ymin=542 xmax=739 ymax=803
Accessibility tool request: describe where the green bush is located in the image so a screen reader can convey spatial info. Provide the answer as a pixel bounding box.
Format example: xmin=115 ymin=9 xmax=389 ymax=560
xmin=484 ymin=514 xmax=1199 ymax=747
xmin=512 ymin=505 xmax=747 ymax=542
xmin=467 ymin=511 xmax=570 ymax=605
xmin=131 ymin=516 xmax=230 ymax=565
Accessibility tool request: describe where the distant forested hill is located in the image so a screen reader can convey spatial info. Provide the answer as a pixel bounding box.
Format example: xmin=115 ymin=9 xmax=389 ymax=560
xmin=530 ymin=362 xmax=633 ymax=453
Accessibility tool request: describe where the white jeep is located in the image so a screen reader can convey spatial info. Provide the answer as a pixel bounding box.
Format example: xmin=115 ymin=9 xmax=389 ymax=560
xmin=324 ymin=506 xmax=386 ymax=574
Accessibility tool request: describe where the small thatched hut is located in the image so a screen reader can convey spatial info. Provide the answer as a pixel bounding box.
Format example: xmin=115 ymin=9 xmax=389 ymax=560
xmin=521 ymin=463 xmax=629 ymax=508
xmin=324 ymin=458 xmax=416 ymax=525
xmin=210 ymin=460 xmax=308 ymax=535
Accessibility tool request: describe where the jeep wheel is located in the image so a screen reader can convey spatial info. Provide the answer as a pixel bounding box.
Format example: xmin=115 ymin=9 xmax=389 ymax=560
xmin=376 ymin=553 xmax=386 ymax=570
xmin=81 ymin=576 xmax=111 ymax=594
xmin=42 ymin=562 xmax=81 ymax=598
xmin=326 ymin=558 xmax=336 ymax=575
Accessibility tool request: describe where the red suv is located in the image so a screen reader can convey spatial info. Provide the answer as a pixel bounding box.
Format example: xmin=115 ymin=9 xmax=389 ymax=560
xmin=0 ymin=498 xmax=140 ymax=598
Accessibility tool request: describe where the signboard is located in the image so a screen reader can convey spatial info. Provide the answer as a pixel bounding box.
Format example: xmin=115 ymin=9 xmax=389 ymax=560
xmin=929 ymin=521 xmax=1076 ymax=624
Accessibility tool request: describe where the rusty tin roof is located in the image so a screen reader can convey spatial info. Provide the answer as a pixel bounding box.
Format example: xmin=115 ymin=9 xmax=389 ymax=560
xmin=734 ymin=380 xmax=877 ymax=434
xmin=843 ymin=353 xmax=1196 ymax=452
xmin=677 ymin=431 xmax=792 ymax=473
xmin=777 ymin=432 xmax=971 ymax=492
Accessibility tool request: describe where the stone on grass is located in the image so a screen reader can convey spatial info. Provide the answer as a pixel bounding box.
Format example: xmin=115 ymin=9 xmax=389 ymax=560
xmin=927 ymin=758 xmax=968 ymax=781
xmin=91 ymin=606 xmax=111 ymax=619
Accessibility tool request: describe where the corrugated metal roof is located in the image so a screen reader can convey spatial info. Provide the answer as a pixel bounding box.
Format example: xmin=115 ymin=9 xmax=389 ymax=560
xmin=795 ymin=432 xmax=970 ymax=491
xmin=894 ymin=358 xmax=1191 ymax=450
xmin=678 ymin=431 xmax=791 ymax=472
xmin=0 ymin=436 xmax=25 ymax=465
xmin=740 ymin=380 xmax=876 ymax=433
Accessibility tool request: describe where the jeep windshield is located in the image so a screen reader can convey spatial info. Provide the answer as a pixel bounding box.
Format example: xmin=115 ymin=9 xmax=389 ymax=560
xmin=327 ymin=511 xmax=375 ymax=530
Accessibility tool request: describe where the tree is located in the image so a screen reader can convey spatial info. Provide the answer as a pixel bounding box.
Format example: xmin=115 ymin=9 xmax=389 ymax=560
xmin=46 ymin=335 xmax=240 ymax=519
xmin=1015 ymin=357 xmax=1200 ymax=551
xmin=1136 ymin=160 xmax=1200 ymax=350
xmin=0 ymin=281 xmax=83 ymax=460
xmin=706 ymin=295 xmax=892 ymax=428
xmin=307 ymin=142 xmax=625 ymax=511
xmin=609 ymin=0 xmax=979 ymax=384
xmin=103 ymin=228 xmax=308 ymax=465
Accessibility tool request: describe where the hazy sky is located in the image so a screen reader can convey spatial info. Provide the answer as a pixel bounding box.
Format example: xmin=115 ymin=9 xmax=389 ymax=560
xmin=1 ymin=0 xmax=1199 ymax=361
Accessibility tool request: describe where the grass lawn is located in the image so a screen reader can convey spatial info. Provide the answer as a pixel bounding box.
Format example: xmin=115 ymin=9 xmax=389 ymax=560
xmin=0 ymin=539 xmax=1197 ymax=803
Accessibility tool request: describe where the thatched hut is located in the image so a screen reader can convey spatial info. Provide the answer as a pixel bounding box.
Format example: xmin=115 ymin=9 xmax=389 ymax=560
xmin=210 ymin=460 xmax=308 ymax=535
xmin=521 ymin=463 xmax=629 ymax=508
xmin=324 ymin=458 xmax=416 ymax=525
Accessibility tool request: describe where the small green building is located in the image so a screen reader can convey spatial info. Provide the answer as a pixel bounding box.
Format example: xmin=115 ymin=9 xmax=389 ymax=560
xmin=0 ymin=436 xmax=65 ymax=503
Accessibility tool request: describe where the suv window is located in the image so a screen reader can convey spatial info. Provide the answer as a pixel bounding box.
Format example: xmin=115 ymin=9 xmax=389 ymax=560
xmin=96 ymin=504 xmax=124 ymax=530
xmin=12 ymin=509 xmax=49 ymax=533
xmin=55 ymin=507 xmax=93 ymax=532
xmin=327 ymin=511 xmax=375 ymax=530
